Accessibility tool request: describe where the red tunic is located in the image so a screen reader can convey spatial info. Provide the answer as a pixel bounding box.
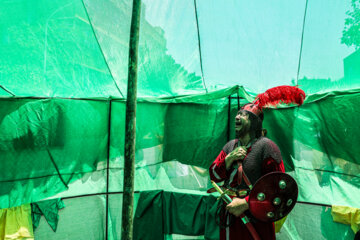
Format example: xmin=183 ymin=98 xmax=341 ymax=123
xmin=209 ymin=140 xmax=285 ymax=240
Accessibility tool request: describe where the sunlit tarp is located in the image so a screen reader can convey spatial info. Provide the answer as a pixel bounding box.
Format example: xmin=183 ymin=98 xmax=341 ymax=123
xmin=1 ymin=0 xmax=359 ymax=239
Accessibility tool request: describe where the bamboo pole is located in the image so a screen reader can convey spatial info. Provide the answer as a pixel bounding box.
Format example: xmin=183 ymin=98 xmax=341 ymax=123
xmin=121 ymin=0 xmax=142 ymax=239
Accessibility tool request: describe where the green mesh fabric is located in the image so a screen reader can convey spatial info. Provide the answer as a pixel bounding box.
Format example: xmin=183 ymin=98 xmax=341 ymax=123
xmin=0 ymin=98 xmax=108 ymax=208
xmin=1 ymin=0 xmax=360 ymax=239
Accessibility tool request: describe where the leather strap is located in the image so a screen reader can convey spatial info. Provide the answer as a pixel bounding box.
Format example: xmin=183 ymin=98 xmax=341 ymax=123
xmin=240 ymin=214 xmax=261 ymax=240
xmin=237 ymin=163 xmax=253 ymax=190
xmin=236 ymin=147 xmax=259 ymax=240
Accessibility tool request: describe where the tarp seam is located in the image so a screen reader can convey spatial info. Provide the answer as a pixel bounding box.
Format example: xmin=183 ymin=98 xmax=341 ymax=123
xmin=297 ymin=201 xmax=331 ymax=208
xmin=109 ymin=164 xmax=360 ymax=180
xmin=296 ymin=166 xmax=360 ymax=179
xmin=0 ymin=169 xmax=106 ymax=183
xmin=1 ymin=86 xmax=360 ymax=105
xmin=59 ymin=191 xmax=333 ymax=209
xmin=193 ymin=0 xmax=208 ymax=94
xmin=227 ymin=96 xmax=231 ymax=141
xmin=80 ymin=0 xmax=125 ymax=98
xmin=2 ymin=163 xmax=357 ymax=184
xmin=105 ymin=99 xmax=111 ymax=240
xmin=0 ymin=84 xmax=15 ymax=96
xmin=61 ymin=191 xmax=140 ymax=200
xmin=46 ymin=149 xmax=69 ymax=189
xmin=296 ymin=0 xmax=309 ymax=83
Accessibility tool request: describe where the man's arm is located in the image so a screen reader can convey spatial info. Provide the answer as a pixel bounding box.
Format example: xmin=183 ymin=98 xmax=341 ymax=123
xmin=262 ymin=157 xmax=285 ymax=174
xmin=224 ymin=146 xmax=247 ymax=169
xmin=226 ymin=157 xmax=285 ymax=216
xmin=209 ymin=146 xmax=247 ymax=182
xmin=226 ymin=198 xmax=249 ymax=217
xmin=209 ymin=150 xmax=228 ymax=182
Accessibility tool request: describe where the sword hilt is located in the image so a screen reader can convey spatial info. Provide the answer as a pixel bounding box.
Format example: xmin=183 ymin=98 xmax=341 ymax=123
xmin=210 ymin=181 xmax=261 ymax=240
xmin=211 ymin=181 xmax=232 ymax=204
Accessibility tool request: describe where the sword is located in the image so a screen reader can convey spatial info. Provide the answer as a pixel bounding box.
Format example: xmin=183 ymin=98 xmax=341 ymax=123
xmin=211 ymin=180 xmax=232 ymax=204
xmin=211 ymin=181 xmax=261 ymax=240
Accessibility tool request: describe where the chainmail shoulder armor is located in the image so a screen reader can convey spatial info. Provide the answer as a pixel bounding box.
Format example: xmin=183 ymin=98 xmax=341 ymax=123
xmin=253 ymin=137 xmax=282 ymax=164
xmin=222 ymin=139 xmax=238 ymax=155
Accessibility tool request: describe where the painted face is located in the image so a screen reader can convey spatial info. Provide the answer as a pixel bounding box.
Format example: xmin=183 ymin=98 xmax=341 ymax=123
xmin=235 ymin=110 xmax=251 ymax=137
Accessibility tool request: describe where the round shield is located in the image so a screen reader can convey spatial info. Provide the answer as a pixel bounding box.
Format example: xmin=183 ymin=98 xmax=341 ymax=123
xmin=248 ymin=172 xmax=298 ymax=222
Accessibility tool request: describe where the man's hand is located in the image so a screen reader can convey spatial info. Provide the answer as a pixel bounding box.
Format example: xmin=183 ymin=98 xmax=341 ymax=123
xmin=225 ymin=146 xmax=247 ymax=169
xmin=226 ymin=198 xmax=249 ymax=217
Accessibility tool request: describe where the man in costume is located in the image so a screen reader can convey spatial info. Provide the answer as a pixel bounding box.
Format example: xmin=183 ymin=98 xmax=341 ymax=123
xmin=209 ymin=86 xmax=305 ymax=240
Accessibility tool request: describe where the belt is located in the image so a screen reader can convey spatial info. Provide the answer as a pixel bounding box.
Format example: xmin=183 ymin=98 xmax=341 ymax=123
xmin=222 ymin=188 xmax=249 ymax=198
xmin=207 ymin=186 xmax=249 ymax=198
xmin=211 ymin=181 xmax=261 ymax=240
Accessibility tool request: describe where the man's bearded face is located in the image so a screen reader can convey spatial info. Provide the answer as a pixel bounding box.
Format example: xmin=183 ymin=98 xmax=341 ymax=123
xmin=235 ymin=110 xmax=251 ymax=137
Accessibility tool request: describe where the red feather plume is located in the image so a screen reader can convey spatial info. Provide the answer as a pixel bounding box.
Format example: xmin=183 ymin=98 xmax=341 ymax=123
xmin=254 ymin=85 xmax=305 ymax=110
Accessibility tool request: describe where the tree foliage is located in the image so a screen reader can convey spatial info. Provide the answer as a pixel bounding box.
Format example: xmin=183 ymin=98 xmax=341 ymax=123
xmin=341 ymin=0 xmax=360 ymax=49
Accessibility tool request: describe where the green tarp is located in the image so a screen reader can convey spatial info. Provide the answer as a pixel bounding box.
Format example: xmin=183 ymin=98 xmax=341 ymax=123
xmin=1 ymin=0 xmax=360 ymax=239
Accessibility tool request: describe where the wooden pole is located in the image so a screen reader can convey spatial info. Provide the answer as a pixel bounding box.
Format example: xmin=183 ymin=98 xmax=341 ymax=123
xmin=121 ymin=0 xmax=141 ymax=239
